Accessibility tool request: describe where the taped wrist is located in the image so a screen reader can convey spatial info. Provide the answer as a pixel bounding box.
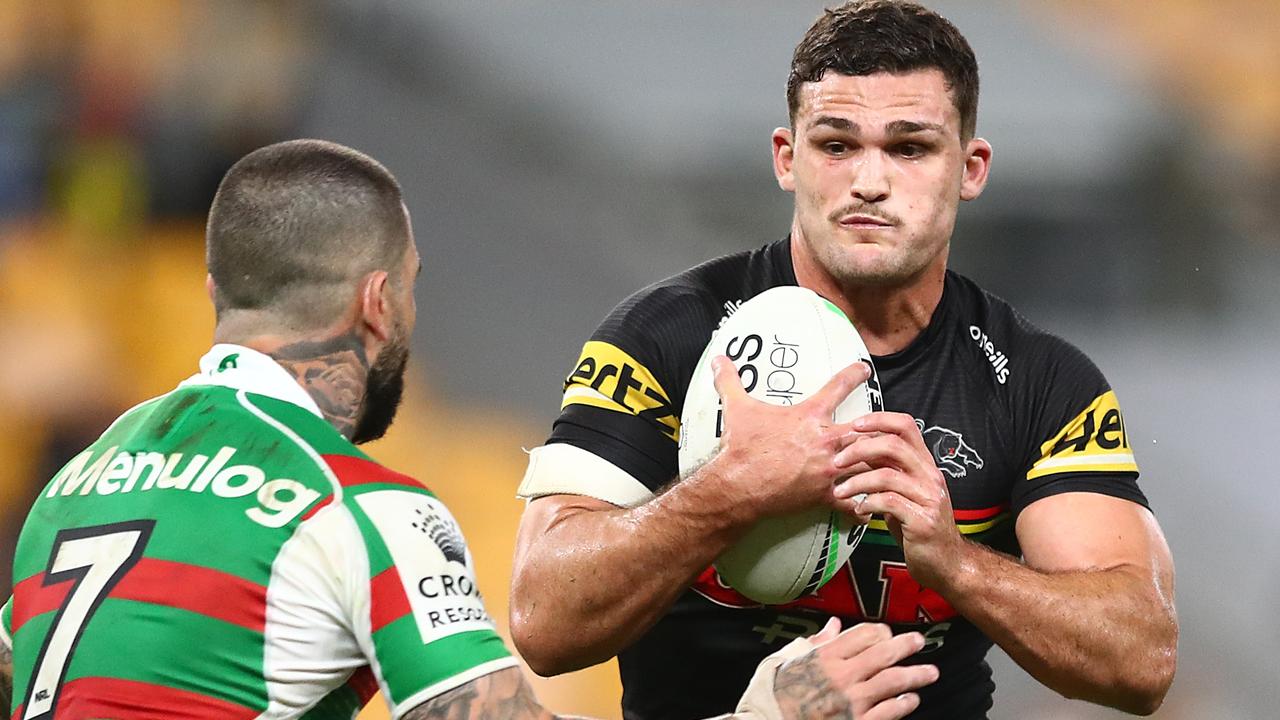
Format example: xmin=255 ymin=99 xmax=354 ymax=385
xmin=716 ymin=635 xmax=814 ymax=720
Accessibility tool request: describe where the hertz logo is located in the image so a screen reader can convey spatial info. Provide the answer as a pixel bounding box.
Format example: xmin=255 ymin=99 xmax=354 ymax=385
xmin=562 ymin=341 xmax=678 ymax=441
xmin=1027 ymin=391 xmax=1138 ymax=480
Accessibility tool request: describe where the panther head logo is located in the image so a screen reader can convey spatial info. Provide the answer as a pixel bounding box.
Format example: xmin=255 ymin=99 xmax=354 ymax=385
xmin=916 ymin=420 xmax=984 ymax=478
xmin=412 ymin=508 xmax=467 ymax=566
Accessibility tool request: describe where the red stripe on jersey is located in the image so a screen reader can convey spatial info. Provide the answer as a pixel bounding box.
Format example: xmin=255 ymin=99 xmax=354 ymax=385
xmin=348 ymin=666 xmax=380 ymax=703
xmin=9 ymin=560 xmax=265 ymax=634
xmin=56 ymin=676 xmax=258 ymax=719
xmin=369 ymin=566 xmax=413 ymax=634
xmin=112 ymin=558 xmax=267 ymax=632
xmin=322 ymin=454 xmax=426 ymax=491
xmin=300 ymin=495 xmax=335 ymax=521
xmin=952 ymin=504 xmax=1010 ymax=521
xmin=10 ymin=572 xmax=72 ymax=634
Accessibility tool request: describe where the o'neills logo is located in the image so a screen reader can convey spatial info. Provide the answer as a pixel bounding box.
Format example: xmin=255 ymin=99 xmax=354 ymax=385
xmin=44 ymin=446 xmax=321 ymax=528
xmin=717 ymin=299 xmax=744 ymax=329
xmin=968 ymin=325 xmax=1010 ymax=385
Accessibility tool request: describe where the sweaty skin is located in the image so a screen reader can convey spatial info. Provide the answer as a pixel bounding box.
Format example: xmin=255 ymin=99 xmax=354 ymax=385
xmin=830 ymin=411 xmax=1176 ymax=714
xmin=511 ymin=361 xmax=873 ymax=673
xmin=511 ymin=67 xmax=1175 ymax=715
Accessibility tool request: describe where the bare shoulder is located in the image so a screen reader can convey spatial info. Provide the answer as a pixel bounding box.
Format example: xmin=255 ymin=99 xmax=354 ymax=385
xmin=400 ymin=667 xmax=552 ymax=720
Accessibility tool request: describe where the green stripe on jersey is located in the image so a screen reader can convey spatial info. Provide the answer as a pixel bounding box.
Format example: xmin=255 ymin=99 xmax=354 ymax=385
xmin=246 ymin=393 xmax=372 ymax=462
xmin=61 ymin=599 xmax=267 ymax=710
xmin=2 ymin=595 xmax=11 ymax=637
xmin=371 ymin=620 xmax=511 ymax=707
xmin=299 ymin=683 xmax=365 ymax=720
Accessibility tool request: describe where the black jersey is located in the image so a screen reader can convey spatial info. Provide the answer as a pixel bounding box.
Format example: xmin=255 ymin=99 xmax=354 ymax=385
xmin=544 ymin=237 xmax=1147 ymax=720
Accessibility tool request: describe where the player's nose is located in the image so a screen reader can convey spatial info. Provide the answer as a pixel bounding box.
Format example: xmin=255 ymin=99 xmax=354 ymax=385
xmin=849 ymin=152 xmax=890 ymax=203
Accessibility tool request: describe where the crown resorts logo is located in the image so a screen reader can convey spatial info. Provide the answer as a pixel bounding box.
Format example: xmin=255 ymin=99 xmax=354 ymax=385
xmin=412 ymin=508 xmax=467 ymax=566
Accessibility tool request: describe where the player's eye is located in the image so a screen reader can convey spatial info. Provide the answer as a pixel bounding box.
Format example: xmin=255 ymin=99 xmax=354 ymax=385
xmin=823 ymin=141 xmax=849 ymax=156
xmin=895 ymin=143 xmax=928 ymax=159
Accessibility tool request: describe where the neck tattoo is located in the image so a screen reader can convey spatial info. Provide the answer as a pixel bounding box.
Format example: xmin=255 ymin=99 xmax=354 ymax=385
xmin=272 ymin=332 xmax=369 ymax=439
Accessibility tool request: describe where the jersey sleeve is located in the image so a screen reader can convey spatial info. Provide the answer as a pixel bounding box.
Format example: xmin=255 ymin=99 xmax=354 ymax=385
xmin=1009 ymin=337 xmax=1148 ymax=517
xmin=341 ymin=486 xmax=517 ymax=718
xmin=523 ymin=284 xmax=722 ymax=503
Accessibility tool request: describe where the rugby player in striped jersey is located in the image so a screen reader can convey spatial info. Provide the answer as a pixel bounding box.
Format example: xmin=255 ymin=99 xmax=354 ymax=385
xmin=0 ymin=140 xmax=936 ymax=720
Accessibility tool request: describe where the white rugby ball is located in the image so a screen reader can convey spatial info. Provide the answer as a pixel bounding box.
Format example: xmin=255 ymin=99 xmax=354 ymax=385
xmin=679 ymin=286 xmax=882 ymax=605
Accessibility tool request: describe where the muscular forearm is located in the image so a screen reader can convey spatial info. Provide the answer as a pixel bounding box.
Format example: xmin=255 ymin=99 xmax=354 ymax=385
xmin=511 ymin=458 xmax=753 ymax=674
xmin=941 ymin=540 xmax=1177 ymax=714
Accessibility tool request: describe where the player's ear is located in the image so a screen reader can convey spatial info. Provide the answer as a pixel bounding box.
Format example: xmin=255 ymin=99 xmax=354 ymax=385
xmin=772 ymin=127 xmax=796 ymax=192
xmin=357 ymin=269 xmax=393 ymax=343
xmin=205 ymin=274 xmax=217 ymax=304
xmin=959 ymin=137 xmax=992 ymax=201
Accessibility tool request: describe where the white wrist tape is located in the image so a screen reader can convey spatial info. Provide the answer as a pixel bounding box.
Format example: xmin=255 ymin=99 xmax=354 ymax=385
xmin=709 ymin=635 xmax=814 ymax=720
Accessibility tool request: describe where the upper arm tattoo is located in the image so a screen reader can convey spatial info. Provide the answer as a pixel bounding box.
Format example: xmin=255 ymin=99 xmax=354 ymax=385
xmin=401 ymin=667 xmax=552 ymax=720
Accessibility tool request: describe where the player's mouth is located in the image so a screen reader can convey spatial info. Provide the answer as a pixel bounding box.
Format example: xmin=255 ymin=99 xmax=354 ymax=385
xmin=837 ymin=213 xmax=894 ymax=230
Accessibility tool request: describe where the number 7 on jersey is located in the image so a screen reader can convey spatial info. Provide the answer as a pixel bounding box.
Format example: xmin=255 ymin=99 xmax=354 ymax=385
xmin=22 ymin=521 xmax=154 ymax=720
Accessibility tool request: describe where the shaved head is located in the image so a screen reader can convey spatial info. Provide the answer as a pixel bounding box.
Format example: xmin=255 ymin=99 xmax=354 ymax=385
xmin=206 ymin=139 xmax=410 ymax=331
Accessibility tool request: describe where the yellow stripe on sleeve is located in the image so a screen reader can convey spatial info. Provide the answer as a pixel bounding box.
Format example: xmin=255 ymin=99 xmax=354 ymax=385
xmin=1028 ymin=390 xmax=1139 ymax=480
xmin=561 ymin=341 xmax=678 ymax=440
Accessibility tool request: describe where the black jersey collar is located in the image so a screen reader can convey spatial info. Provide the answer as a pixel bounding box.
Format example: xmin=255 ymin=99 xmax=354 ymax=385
xmin=769 ymin=236 xmax=800 ymax=286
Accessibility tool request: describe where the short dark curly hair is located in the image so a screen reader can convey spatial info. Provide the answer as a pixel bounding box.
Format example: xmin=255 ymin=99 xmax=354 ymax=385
xmin=787 ymin=1 xmax=980 ymax=139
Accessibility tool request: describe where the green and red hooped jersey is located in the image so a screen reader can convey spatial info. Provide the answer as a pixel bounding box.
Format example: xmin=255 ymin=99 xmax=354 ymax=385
xmin=2 ymin=345 xmax=516 ymax=720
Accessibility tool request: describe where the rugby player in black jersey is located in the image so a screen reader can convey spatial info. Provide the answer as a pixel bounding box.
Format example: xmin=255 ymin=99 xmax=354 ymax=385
xmin=509 ymin=2 xmax=1177 ymax=719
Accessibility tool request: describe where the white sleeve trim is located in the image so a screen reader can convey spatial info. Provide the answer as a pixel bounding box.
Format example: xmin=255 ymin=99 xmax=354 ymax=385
xmin=391 ymin=656 xmax=520 ymax=719
xmin=516 ymin=444 xmax=655 ymax=508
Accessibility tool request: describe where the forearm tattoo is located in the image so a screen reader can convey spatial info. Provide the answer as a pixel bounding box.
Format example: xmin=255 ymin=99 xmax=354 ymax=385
xmin=403 ymin=668 xmax=546 ymax=720
xmin=273 ymin=332 xmax=369 ymax=439
xmin=773 ymin=653 xmax=854 ymax=720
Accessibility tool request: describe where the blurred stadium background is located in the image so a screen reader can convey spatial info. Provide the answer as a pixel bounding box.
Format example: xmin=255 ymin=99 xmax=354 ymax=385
xmin=0 ymin=1 xmax=1276 ymax=718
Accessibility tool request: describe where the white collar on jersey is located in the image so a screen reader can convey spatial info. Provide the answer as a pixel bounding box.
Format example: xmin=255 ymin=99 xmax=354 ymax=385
xmin=179 ymin=344 xmax=325 ymax=420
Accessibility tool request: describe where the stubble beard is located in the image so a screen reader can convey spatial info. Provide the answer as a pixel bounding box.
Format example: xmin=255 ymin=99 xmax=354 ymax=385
xmin=350 ymin=326 xmax=410 ymax=445
xmin=803 ymin=213 xmax=949 ymax=290
xmin=805 ymin=225 xmax=927 ymax=289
